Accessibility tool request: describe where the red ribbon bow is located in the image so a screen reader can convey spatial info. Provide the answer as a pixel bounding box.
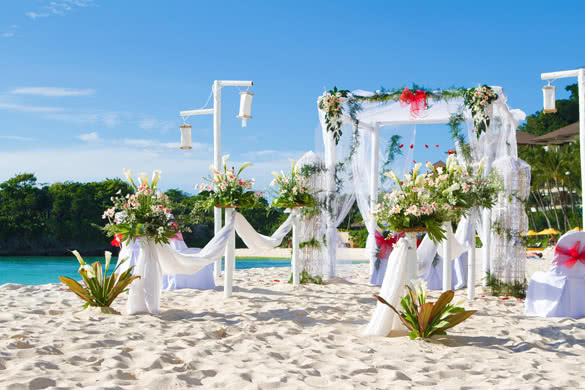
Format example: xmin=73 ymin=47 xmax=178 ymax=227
xmin=375 ymin=231 xmax=402 ymax=260
xmin=399 ymin=88 xmax=427 ymax=118
xmin=554 ymin=242 xmax=585 ymax=268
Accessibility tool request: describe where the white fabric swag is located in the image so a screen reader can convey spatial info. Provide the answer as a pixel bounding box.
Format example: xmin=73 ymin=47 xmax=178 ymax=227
xmin=125 ymin=211 xmax=294 ymax=315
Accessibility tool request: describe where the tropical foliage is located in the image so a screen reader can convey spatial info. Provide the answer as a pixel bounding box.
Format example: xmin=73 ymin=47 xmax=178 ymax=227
xmin=271 ymin=159 xmax=315 ymax=208
xmin=196 ymin=154 xmax=263 ymax=209
xmin=101 ymin=170 xmax=198 ymax=245
xmin=59 ymin=250 xmax=140 ymax=310
xmin=374 ymin=280 xmax=477 ymax=340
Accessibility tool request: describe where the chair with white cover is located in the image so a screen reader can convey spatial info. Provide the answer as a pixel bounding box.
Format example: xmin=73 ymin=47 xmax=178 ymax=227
xmin=525 ymin=231 xmax=585 ymax=318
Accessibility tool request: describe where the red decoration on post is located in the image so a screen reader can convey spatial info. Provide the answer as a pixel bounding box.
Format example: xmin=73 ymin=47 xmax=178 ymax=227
xmin=410 ymin=144 xmax=413 ymax=149
xmin=399 ymin=144 xmax=404 ymax=148
xmin=436 ymin=144 xmax=439 ymax=148
xmin=425 ymin=144 xmax=428 ymax=148
xmin=399 ymin=88 xmax=428 ymax=118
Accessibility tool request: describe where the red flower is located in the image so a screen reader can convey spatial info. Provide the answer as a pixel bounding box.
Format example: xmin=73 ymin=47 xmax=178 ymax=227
xmin=110 ymin=234 xmax=123 ymax=247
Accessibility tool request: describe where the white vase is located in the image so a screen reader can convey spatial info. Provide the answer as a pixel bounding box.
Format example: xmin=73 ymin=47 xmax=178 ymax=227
xmin=127 ymin=240 xmax=162 ymax=315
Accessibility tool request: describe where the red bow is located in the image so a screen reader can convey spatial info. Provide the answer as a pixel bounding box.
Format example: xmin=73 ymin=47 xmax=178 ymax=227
xmin=400 ymin=88 xmax=427 ymax=118
xmin=554 ymin=242 xmax=585 ymax=268
xmin=110 ymin=233 xmax=123 ymax=247
xmin=375 ymin=231 xmax=402 ymax=260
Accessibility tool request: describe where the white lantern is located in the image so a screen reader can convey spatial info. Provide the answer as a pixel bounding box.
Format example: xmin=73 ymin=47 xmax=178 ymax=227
xmin=180 ymin=124 xmax=192 ymax=150
xmin=236 ymin=91 xmax=254 ymax=127
xmin=542 ymin=82 xmax=557 ymax=114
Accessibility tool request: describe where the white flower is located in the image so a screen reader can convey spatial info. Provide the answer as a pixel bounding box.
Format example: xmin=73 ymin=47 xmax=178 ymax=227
xmin=122 ymin=168 xmax=133 ymax=184
xmin=222 ymin=154 xmax=230 ymax=168
xmin=105 ymin=251 xmax=112 ymax=270
xmin=410 ymin=278 xmax=428 ymax=297
xmin=415 ymin=174 xmax=425 ymax=186
xmin=151 ymin=169 xmax=162 ymax=188
xmin=79 ymin=264 xmax=95 ymax=279
xmin=138 ymin=172 xmax=149 ymax=186
xmin=383 ymin=170 xmax=400 ymax=185
xmin=445 ymin=183 xmax=460 ymax=193
xmin=71 ymin=250 xmax=86 ymax=265
xmin=412 ymin=162 xmax=422 ymax=177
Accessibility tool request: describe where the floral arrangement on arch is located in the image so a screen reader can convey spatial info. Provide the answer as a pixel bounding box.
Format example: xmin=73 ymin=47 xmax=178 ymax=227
xmin=424 ymin=155 xmax=475 ymax=221
xmin=101 ymin=169 xmax=196 ymax=245
xmin=464 ymin=84 xmax=498 ymax=135
xmin=318 ymin=87 xmax=349 ymax=144
xmin=468 ymin=163 xmax=503 ymax=209
xmin=373 ymin=163 xmax=450 ymax=243
xmin=270 ymin=159 xmax=315 ymax=209
xmin=196 ymin=154 xmax=263 ymax=209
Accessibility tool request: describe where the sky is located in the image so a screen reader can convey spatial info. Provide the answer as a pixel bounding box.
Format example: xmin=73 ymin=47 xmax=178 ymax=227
xmin=0 ymin=0 xmax=584 ymax=194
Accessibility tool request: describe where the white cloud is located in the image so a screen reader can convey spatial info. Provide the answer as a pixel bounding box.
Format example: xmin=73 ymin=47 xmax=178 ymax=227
xmin=78 ymin=132 xmax=99 ymax=142
xmin=0 ymin=136 xmax=36 ymax=141
xmin=139 ymin=118 xmax=175 ymax=133
xmin=102 ymin=113 xmax=120 ymax=127
xmin=10 ymin=87 xmax=95 ymax=97
xmin=0 ymin=103 xmax=63 ymax=113
xmin=139 ymin=118 xmax=157 ymax=129
xmin=26 ymin=12 xmax=50 ymax=19
xmin=44 ymin=113 xmax=100 ymax=123
xmin=2 ymin=32 xmax=14 ymax=38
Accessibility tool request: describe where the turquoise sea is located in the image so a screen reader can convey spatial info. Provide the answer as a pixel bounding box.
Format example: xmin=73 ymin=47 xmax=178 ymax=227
xmin=0 ymin=256 xmax=291 ymax=286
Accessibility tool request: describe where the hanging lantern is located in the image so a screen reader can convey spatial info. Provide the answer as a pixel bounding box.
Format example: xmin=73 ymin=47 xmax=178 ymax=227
xmin=542 ymin=82 xmax=557 ymax=114
xmin=180 ymin=124 xmax=192 ymax=150
xmin=236 ymin=91 xmax=254 ymax=127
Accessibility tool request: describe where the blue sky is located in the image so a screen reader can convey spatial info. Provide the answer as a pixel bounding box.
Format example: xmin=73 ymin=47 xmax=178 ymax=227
xmin=0 ymin=0 xmax=583 ymax=193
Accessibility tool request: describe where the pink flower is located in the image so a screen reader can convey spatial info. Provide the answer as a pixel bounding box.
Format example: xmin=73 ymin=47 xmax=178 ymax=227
xmin=207 ymin=185 xmax=213 ymax=191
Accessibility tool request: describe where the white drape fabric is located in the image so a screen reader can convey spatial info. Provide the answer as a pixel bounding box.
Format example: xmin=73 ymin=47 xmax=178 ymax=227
xmin=417 ymin=223 xmax=468 ymax=278
xmin=363 ymin=238 xmax=410 ymax=336
xmin=234 ymin=211 xmax=294 ymax=250
xmin=125 ymin=211 xmax=294 ymax=315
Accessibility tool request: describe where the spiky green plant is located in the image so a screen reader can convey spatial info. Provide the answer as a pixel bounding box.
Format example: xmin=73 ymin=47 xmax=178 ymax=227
xmin=374 ymin=282 xmax=477 ymax=340
xmin=59 ymin=250 xmax=140 ymax=310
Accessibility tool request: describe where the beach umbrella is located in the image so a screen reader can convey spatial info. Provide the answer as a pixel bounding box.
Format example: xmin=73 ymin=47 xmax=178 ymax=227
xmin=522 ymin=230 xmax=539 ymax=236
xmin=568 ymin=227 xmax=582 ymax=232
xmin=537 ymin=228 xmax=561 ymax=235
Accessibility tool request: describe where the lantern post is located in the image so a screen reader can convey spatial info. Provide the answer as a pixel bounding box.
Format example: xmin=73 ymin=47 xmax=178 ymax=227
xmin=180 ymin=80 xmax=254 ymax=285
xmin=541 ymin=68 xmax=585 ymax=227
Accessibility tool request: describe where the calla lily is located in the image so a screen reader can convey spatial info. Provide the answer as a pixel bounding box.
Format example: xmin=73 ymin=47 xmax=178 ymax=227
xmin=415 ymin=174 xmax=425 ymax=186
xmin=222 ymin=154 xmax=230 ymax=170
xmin=151 ymin=170 xmax=162 ymax=189
xmin=271 ymin=171 xmax=281 ymax=178
xmin=237 ymin=162 xmax=253 ymax=176
xmin=138 ymin=172 xmax=149 ymax=186
xmin=209 ymin=164 xmax=220 ymax=175
xmin=289 ymin=159 xmax=296 ymax=172
xmin=123 ymin=168 xmax=136 ymax=188
xmin=383 ymin=170 xmax=400 ymax=185
xmin=71 ymin=250 xmax=86 ymax=265
xmin=412 ymin=162 xmax=422 ymax=177
xmin=426 ymin=161 xmax=434 ymax=172
xmin=104 ymin=251 xmax=112 ymax=274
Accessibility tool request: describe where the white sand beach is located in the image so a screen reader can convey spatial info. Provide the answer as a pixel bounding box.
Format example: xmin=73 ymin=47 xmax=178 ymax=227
xmin=1 ymin=254 xmax=584 ymax=390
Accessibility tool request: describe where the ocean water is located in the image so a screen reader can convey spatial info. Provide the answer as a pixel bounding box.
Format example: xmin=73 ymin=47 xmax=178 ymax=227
xmin=0 ymin=256 xmax=292 ymax=286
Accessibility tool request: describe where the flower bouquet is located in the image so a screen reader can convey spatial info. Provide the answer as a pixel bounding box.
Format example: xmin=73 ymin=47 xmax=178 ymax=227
xmin=464 ymin=84 xmax=498 ymax=135
xmin=318 ymin=87 xmax=349 ymax=144
xmin=196 ymin=154 xmax=263 ymax=209
xmin=425 ymin=155 xmax=475 ymax=221
xmin=101 ymin=169 xmax=196 ymax=245
xmin=469 ymin=164 xmax=503 ymax=209
xmin=374 ymin=164 xmax=450 ymax=243
xmin=270 ymin=159 xmax=315 ymax=209
xmin=59 ymin=250 xmax=140 ymax=312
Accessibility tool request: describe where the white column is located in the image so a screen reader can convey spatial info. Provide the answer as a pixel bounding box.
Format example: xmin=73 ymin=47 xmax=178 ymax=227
xmin=482 ymin=209 xmax=491 ymax=286
xmin=442 ymin=222 xmax=452 ymax=292
xmin=467 ymin=210 xmax=477 ymax=300
xmin=578 ymin=69 xmax=585 ymax=228
xmin=324 ymin=130 xmax=337 ymax=278
xmin=292 ymin=209 xmax=300 ymax=286
xmin=213 ymin=81 xmax=223 ymax=279
xmin=224 ymin=208 xmax=235 ymax=297
xmin=405 ymin=232 xmax=418 ymax=287
xmin=368 ymin=125 xmax=380 ymax=277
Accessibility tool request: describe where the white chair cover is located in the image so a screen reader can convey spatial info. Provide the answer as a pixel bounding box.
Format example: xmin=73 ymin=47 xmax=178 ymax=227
xmin=525 ymin=231 xmax=585 ymax=318
xmin=363 ymin=238 xmax=410 ymax=336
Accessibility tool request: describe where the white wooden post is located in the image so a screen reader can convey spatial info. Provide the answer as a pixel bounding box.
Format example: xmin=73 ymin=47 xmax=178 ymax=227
xmin=292 ymin=209 xmax=300 ymax=286
xmin=213 ymin=80 xmax=223 ymax=279
xmin=467 ymin=210 xmax=477 ymax=300
xmin=579 ymin=69 xmax=585 ymax=228
xmin=368 ymin=125 xmax=380 ymax=277
xmin=442 ymin=222 xmax=452 ymax=291
xmin=224 ymin=208 xmax=235 ymax=297
xmin=324 ymin=130 xmax=337 ymax=278
xmin=405 ymin=232 xmax=418 ymax=287
xmin=482 ymin=209 xmax=491 ymax=286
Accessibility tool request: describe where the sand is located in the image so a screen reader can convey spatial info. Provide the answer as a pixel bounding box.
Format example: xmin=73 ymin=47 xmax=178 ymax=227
xmin=1 ymin=254 xmax=584 ymax=390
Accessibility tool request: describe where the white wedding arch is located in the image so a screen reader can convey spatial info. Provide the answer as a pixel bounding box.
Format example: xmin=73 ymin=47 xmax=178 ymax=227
xmin=316 ymin=86 xmax=530 ymax=297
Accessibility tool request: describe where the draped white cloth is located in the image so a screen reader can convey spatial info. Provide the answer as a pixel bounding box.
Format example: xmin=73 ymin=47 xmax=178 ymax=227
xmin=124 ymin=211 xmax=294 ymax=315
xmin=417 ymin=222 xmax=468 ymax=279
xmin=363 ymin=238 xmax=410 ymax=336
xmin=162 ymin=237 xmax=215 ymax=291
